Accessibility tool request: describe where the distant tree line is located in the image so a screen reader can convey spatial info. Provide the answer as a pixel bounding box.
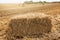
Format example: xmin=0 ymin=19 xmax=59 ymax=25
xmin=24 ymin=0 xmax=60 ymax=4
xmin=24 ymin=1 xmax=47 ymax=4
xmin=51 ymin=2 xmax=60 ymax=3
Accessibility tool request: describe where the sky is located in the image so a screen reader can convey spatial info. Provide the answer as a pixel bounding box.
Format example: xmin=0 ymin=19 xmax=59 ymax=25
xmin=0 ymin=0 xmax=60 ymax=3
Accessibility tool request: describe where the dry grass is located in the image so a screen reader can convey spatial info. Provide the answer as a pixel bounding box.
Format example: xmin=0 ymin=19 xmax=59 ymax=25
xmin=8 ymin=14 xmax=52 ymax=40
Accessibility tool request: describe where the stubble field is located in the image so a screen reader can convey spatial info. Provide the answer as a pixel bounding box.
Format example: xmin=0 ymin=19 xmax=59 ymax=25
xmin=0 ymin=3 xmax=60 ymax=40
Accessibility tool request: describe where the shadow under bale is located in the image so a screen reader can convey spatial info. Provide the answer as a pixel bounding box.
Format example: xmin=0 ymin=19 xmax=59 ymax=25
xmin=8 ymin=17 xmax=52 ymax=40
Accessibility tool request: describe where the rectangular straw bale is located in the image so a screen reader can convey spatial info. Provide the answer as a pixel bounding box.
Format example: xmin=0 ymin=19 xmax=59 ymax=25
xmin=8 ymin=16 xmax=52 ymax=40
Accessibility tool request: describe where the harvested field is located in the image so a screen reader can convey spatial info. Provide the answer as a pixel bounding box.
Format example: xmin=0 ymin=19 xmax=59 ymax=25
xmin=0 ymin=3 xmax=60 ymax=17
xmin=0 ymin=3 xmax=60 ymax=40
